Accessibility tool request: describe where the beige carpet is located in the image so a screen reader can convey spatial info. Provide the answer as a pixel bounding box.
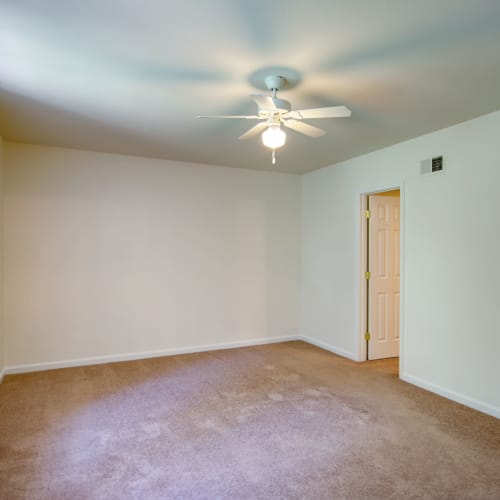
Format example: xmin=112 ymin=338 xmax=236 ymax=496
xmin=0 ymin=341 xmax=499 ymax=499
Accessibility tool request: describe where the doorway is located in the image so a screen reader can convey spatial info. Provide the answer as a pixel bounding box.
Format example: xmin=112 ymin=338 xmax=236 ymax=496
xmin=361 ymin=189 xmax=401 ymax=362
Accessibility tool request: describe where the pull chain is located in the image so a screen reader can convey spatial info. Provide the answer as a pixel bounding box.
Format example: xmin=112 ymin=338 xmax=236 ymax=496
xmin=272 ymin=149 xmax=276 ymax=164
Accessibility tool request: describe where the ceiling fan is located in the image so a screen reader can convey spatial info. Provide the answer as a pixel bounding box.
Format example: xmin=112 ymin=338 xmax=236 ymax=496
xmin=197 ymin=75 xmax=351 ymax=164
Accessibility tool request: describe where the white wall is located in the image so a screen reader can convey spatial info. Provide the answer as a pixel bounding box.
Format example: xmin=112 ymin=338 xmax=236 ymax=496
xmin=301 ymin=110 xmax=500 ymax=417
xmin=4 ymin=144 xmax=301 ymax=368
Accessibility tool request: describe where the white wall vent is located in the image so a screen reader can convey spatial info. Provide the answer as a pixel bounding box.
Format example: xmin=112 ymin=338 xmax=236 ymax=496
xmin=421 ymin=155 xmax=444 ymax=174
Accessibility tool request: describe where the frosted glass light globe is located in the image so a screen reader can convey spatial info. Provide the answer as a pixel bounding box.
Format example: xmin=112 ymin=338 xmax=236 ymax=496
xmin=262 ymin=126 xmax=286 ymax=149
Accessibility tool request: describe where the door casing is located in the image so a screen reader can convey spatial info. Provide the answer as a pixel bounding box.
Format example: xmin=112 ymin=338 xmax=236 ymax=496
xmin=358 ymin=185 xmax=405 ymax=373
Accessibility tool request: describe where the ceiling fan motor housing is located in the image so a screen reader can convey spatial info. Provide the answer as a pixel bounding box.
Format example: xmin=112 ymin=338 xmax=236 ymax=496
xmin=260 ymin=98 xmax=291 ymax=114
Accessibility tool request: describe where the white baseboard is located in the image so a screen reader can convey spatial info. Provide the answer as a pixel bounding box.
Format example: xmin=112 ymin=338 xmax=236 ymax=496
xmin=4 ymin=338 xmax=497 ymax=420
xmin=3 ymin=335 xmax=300 ymax=376
xmin=401 ymin=373 xmax=499 ymax=419
xmin=299 ymin=335 xmax=358 ymax=361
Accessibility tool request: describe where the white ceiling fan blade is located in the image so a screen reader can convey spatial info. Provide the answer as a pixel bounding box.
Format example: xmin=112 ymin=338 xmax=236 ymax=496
xmin=286 ymin=105 xmax=351 ymax=120
xmin=238 ymin=122 xmax=268 ymax=140
xmin=197 ymin=115 xmax=260 ymax=119
xmin=283 ymin=119 xmax=327 ymax=138
xmin=251 ymin=94 xmax=278 ymax=111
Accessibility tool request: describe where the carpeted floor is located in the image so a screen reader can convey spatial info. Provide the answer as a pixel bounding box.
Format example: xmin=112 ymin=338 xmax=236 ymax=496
xmin=0 ymin=341 xmax=499 ymax=499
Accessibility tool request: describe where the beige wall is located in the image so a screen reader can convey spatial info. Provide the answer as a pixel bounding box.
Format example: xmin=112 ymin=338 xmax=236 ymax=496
xmin=3 ymin=144 xmax=301 ymax=368
xmin=301 ymin=109 xmax=500 ymax=418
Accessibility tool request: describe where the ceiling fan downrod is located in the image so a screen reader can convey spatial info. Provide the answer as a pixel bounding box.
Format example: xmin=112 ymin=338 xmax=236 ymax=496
xmin=265 ymin=75 xmax=286 ymax=101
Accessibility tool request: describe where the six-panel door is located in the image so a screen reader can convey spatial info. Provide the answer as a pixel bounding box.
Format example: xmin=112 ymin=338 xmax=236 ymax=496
xmin=368 ymin=194 xmax=400 ymax=360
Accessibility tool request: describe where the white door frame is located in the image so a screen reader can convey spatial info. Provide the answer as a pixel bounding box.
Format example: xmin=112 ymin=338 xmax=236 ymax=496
xmin=357 ymin=185 xmax=405 ymax=373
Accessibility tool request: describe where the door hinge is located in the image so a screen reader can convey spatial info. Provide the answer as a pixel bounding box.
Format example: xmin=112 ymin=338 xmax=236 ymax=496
xmin=365 ymin=209 xmax=371 ymax=219
xmin=365 ymin=271 xmax=371 ymax=280
xmin=365 ymin=332 xmax=371 ymax=341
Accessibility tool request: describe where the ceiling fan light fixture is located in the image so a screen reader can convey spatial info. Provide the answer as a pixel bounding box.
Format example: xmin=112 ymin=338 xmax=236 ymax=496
xmin=262 ymin=125 xmax=286 ymax=149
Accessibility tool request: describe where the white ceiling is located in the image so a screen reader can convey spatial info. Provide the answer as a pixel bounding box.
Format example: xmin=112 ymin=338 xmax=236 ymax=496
xmin=1 ymin=0 xmax=500 ymax=173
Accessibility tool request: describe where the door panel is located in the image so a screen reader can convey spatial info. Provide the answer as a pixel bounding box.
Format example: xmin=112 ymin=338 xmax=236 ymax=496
xmin=368 ymin=193 xmax=400 ymax=360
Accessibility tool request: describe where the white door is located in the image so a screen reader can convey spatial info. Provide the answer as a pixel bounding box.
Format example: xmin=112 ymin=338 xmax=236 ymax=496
xmin=368 ymin=193 xmax=400 ymax=360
